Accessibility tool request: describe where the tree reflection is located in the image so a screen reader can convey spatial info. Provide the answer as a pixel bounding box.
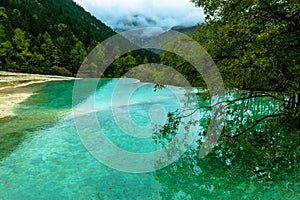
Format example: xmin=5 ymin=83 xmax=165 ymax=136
xmin=153 ymin=91 xmax=300 ymax=199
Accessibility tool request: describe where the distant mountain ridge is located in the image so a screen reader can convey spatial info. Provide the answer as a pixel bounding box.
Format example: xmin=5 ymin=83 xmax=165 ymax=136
xmin=0 ymin=0 xmax=116 ymax=75
xmin=170 ymin=25 xmax=197 ymax=34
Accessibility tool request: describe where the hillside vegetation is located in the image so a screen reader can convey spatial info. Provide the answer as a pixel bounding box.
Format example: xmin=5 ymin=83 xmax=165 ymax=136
xmin=0 ymin=0 xmax=116 ymax=76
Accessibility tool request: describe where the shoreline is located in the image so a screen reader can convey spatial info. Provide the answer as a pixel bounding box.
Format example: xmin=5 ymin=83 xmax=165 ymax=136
xmin=0 ymin=71 xmax=78 ymax=119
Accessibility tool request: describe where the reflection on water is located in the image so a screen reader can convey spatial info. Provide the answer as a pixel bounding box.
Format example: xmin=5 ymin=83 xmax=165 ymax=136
xmin=0 ymin=79 xmax=110 ymax=160
xmin=0 ymin=78 xmax=299 ymax=199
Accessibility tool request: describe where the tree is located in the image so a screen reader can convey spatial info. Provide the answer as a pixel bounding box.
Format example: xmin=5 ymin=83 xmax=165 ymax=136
xmin=0 ymin=6 xmax=12 ymax=71
xmin=70 ymin=41 xmax=87 ymax=74
xmin=0 ymin=7 xmax=7 ymax=19
xmin=156 ymin=0 xmax=299 ymax=181
xmin=0 ymin=40 xmax=13 ymax=70
xmin=105 ymin=52 xmax=138 ymax=78
xmin=189 ymin=0 xmax=299 ymax=134
xmin=12 ymin=28 xmax=32 ymax=72
xmin=191 ymin=0 xmax=299 ymax=98
xmin=40 ymin=32 xmax=60 ymax=70
xmin=28 ymin=52 xmax=44 ymax=73
xmin=0 ymin=0 xmax=117 ymax=75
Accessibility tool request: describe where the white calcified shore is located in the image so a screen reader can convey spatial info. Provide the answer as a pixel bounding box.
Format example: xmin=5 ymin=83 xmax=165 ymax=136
xmin=0 ymin=71 xmax=77 ymax=119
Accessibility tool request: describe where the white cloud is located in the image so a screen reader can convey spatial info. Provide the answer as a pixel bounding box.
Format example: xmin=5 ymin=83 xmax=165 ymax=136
xmin=73 ymin=0 xmax=204 ymax=30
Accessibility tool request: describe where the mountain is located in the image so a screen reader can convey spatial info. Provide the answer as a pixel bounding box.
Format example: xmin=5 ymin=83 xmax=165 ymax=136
xmin=0 ymin=0 xmax=116 ymax=75
xmin=171 ymin=25 xmax=197 ymax=34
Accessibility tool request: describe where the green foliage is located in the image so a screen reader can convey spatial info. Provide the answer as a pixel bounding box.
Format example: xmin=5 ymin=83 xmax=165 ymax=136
xmin=191 ymin=0 xmax=299 ymax=93
xmin=0 ymin=0 xmax=159 ymax=77
xmin=156 ymin=0 xmax=299 ymax=185
xmin=160 ymin=51 xmax=205 ymax=87
xmin=188 ymin=0 xmax=300 ymax=135
xmin=106 ymin=51 xmax=159 ymax=78
xmin=0 ymin=0 xmax=116 ymax=75
xmin=0 ymin=1 xmax=159 ymax=77
xmin=51 ymin=66 xmax=73 ymax=77
xmin=70 ymin=41 xmax=87 ymax=73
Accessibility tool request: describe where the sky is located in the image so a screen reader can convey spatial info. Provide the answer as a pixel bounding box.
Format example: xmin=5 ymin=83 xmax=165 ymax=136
xmin=73 ymin=0 xmax=204 ymax=31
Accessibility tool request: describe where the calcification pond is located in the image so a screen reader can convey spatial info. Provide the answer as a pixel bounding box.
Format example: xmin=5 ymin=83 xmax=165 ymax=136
xmin=0 ymin=79 xmax=299 ymax=199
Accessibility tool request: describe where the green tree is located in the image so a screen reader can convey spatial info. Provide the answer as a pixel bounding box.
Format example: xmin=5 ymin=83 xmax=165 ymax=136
xmin=70 ymin=41 xmax=87 ymax=74
xmin=0 ymin=0 xmax=119 ymax=75
xmin=0 ymin=40 xmax=13 ymax=70
xmin=0 ymin=6 xmax=12 ymax=71
xmin=191 ymin=0 xmax=300 ymax=96
xmin=0 ymin=6 xmax=7 ymax=20
xmin=51 ymin=66 xmax=73 ymax=77
xmin=40 ymin=32 xmax=60 ymax=70
xmin=112 ymin=54 xmax=137 ymax=77
xmin=189 ymin=0 xmax=300 ymax=134
xmin=28 ymin=52 xmax=44 ymax=73
xmin=12 ymin=28 xmax=32 ymax=72
xmin=156 ymin=0 xmax=300 ymax=184
xmin=55 ymin=36 xmax=74 ymax=71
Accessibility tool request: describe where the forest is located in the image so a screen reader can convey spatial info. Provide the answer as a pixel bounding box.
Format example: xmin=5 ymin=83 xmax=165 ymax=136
xmin=0 ymin=0 xmax=155 ymax=76
xmin=0 ymin=0 xmax=114 ymax=75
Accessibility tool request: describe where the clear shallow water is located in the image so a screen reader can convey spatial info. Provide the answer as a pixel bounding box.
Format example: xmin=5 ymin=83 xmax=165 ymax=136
xmin=0 ymin=79 xmax=299 ymax=199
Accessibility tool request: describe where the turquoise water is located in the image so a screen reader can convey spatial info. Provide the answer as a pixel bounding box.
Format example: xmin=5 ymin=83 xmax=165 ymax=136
xmin=0 ymin=79 xmax=299 ymax=199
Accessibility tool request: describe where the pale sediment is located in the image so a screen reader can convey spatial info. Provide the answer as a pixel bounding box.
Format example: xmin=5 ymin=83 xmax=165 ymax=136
xmin=0 ymin=71 xmax=77 ymax=119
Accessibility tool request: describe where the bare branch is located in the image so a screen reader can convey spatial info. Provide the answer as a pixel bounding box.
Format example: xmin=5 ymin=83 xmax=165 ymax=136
xmin=225 ymin=113 xmax=283 ymax=138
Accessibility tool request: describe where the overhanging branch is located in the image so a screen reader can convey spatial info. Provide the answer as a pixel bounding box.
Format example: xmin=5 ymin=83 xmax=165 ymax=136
xmin=225 ymin=113 xmax=283 ymax=138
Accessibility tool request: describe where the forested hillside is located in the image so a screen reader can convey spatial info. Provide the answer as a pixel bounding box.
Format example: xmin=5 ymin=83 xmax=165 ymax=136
xmin=0 ymin=0 xmax=116 ymax=76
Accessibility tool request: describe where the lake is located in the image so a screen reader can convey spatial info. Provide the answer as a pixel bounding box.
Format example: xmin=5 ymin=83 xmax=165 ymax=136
xmin=0 ymin=79 xmax=298 ymax=199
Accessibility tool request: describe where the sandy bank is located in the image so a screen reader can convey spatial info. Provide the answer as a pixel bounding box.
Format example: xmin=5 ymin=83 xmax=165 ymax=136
xmin=0 ymin=71 xmax=77 ymax=119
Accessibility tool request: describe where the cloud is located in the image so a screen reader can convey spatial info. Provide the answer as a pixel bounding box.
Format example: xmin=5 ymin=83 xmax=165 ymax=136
xmin=73 ymin=0 xmax=204 ymax=30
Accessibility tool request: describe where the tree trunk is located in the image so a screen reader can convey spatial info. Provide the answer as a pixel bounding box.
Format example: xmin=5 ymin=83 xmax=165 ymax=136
xmin=297 ymin=93 xmax=300 ymax=108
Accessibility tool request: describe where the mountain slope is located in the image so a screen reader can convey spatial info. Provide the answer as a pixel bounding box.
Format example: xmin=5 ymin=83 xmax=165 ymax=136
xmin=171 ymin=25 xmax=197 ymax=34
xmin=0 ymin=0 xmax=116 ymax=75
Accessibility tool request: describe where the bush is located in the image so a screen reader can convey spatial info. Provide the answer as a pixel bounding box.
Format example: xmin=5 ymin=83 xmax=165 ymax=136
xmin=51 ymin=66 xmax=73 ymax=77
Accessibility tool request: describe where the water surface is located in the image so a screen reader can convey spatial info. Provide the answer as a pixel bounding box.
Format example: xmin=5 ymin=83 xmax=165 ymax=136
xmin=0 ymin=79 xmax=299 ymax=199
